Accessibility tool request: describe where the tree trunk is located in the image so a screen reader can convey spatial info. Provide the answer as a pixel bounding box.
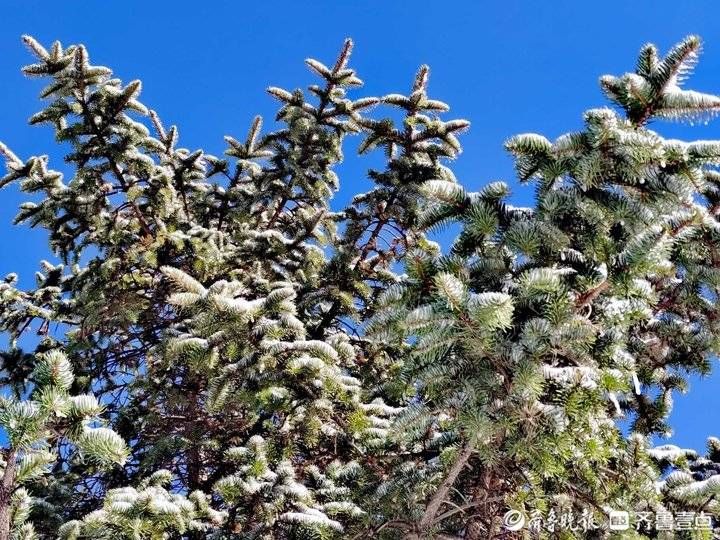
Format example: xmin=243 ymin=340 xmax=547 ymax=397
xmin=0 ymin=449 xmax=17 ymax=540
xmin=408 ymin=442 xmax=474 ymax=538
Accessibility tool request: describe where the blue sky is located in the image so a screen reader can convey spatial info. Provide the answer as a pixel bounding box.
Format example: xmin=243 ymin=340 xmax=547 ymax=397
xmin=1 ymin=0 xmax=720 ymax=451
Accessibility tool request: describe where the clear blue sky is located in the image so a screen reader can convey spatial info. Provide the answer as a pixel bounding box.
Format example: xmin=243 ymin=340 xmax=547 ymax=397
xmin=1 ymin=0 xmax=719 ymax=451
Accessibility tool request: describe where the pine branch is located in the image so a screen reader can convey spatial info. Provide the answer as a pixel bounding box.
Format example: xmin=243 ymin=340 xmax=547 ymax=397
xmin=0 ymin=449 xmax=17 ymax=540
xmin=413 ymin=442 xmax=475 ymax=535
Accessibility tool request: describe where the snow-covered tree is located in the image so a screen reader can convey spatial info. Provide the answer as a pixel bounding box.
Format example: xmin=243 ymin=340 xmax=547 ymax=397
xmin=0 ymin=348 xmax=126 ymax=539
xmin=2 ymin=33 xmax=720 ymax=539
xmin=651 ymin=437 xmax=720 ymax=538
xmin=361 ymin=35 xmax=720 ymax=538
xmin=0 ymin=34 xmax=453 ymax=538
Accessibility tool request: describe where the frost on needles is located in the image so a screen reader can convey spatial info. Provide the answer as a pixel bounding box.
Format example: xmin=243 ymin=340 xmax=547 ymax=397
xmin=1 ymin=34 xmax=720 ymax=539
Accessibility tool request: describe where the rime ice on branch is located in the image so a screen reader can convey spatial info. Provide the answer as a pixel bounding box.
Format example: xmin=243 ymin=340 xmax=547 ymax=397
xmin=2 ymin=33 xmax=720 ymax=540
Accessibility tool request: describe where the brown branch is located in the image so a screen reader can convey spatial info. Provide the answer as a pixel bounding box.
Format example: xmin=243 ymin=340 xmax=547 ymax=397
xmin=412 ymin=441 xmax=475 ymax=536
xmin=574 ymin=280 xmax=609 ymax=309
xmin=0 ymin=449 xmax=17 ymax=540
xmin=433 ymin=496 xmax=505 ymax=524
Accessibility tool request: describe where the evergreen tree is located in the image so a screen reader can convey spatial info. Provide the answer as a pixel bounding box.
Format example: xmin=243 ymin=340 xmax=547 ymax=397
xmin=0 ymin=35 xmax=450 ymax=538
xmin=1 ymin=33 xmax=720 ymax=540
xmin=362 ymin=35 xmax=720 ymax=538
xmin=0 ymin=347 xmax=126 ymax=539
xmin=650 ymin=437 xmax=720 ymax=538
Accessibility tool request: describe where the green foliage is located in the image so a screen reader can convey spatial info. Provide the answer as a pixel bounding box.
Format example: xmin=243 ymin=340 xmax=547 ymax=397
xmin=58 ymin=471 xmax=225 ymax=539
xmin=1 ymin=33 xmax=720 ymax=540
xmin=0 ymin=350 xmax=126 ymax=536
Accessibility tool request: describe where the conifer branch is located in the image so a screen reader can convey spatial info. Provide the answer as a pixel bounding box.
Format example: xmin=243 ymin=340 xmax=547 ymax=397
xmin=413 ymin=442 xmax=475 ymax=535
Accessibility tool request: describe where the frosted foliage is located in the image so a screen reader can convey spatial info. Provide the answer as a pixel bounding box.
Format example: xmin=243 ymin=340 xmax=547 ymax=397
xmin=2 ymin=33 xmax=720 ymax=540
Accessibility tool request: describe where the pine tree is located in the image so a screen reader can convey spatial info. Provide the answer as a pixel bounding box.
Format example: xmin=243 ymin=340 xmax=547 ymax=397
xmin=650 ymin=437 xmax=720 ymax=538
xmin=362 ymin=35 xmax=720 ymax=538
xmin=0 ymin=35 xmax=443 ymax=538
xmin=2 ymin=33 xmax=720 ymax=540
xmin=0 ymin=348 xmax=126 ymax=539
